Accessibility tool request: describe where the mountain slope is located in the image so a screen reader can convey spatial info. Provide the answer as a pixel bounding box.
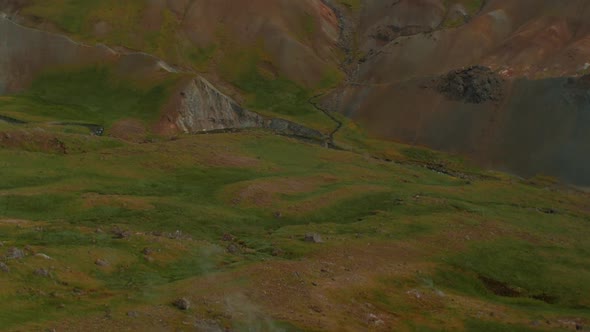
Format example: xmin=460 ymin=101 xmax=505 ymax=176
xmin=0 ymin=2 xmax=589 ymax=331
xmin=334 ymin=0 xmax=590 ymax=186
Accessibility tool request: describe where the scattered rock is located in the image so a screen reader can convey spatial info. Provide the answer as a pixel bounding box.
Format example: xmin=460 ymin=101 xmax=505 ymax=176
xmin=127 ymin=311 xmax=139 ymax=318
xmin=368 ymin=313 xmax=385 ymax=326
xmin=95 ymin=259 xmax=110 ymax=267
xmin=304 ymin=233 xmax=323 ymax=243
xmin=437 ymin=66 xmax=504 ymax=103
xmin=34 ymin=268 xmax=50 ymax=277
xmin=5 ymin=247 xmax=25 ymax=259
xmin=167 ymin=230 xmax=186 ymax=240
xmin=227 ymin=243 xmax=240 ymax=254
xmin=195 ymin=319 xmax=225 ymax=331
xmin=221 ymin=233 xmax=236 ymax=242
xmin=72 ymin=287 xmax=85 ymax=296
xmin=539 ymin=208 xmax=558 ymax=215
xmin=0 ymin=262 xmax=9 ymax=273
xmin=309 ymin=304 xmax=322 ymax=313
xmin=172 ymin=298 xmax=190 ymax=310
xmin=406 ymin=289 xmax=423 ymax=299
xmin=35 ymin=253 xmax=53 ymax=260
xmin=271 ymin=248 xmax=284 ymax=257
xmin=112 ymin=228 xmax=131 ymax=239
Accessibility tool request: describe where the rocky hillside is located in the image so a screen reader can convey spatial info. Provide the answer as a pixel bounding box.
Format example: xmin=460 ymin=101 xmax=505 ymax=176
xmin=336 ymin=0 xmax=590 ymax=186
xmin=2 ymin=0 xmax=590 ymax=185
xmin=0 ymin=1 xmax=589 ymax=332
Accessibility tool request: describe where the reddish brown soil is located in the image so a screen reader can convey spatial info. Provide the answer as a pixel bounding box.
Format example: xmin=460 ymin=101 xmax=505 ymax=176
xmin=108 ymin=119 xmax=147 ymax=142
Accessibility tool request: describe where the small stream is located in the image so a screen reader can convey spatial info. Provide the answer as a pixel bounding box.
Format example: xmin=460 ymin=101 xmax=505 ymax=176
xmin=0 ymin=114 xmax=104 ymax=136
xmin=0 ymin=114 xmax=26 ymax=124
xmin=55 ymin=122 xmax=104 ymax=136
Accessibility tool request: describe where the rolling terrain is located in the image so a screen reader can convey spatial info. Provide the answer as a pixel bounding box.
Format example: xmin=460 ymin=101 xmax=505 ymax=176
xmin=335 ymin=0 xmax=590 ymax=186
xmin=0 ymin=1 xmax=589 ymax=331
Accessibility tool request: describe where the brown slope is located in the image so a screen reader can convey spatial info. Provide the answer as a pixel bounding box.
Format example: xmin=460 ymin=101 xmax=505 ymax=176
xmin=0 ymin=0 xmax=342 ymax=88
xmin=335 ymin=0 xmax=590 ymax=186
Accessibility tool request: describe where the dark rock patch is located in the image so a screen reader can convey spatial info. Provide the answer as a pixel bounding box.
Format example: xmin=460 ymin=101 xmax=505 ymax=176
xmin=480 ymin=276 xmax=558 ymax=304
xmin=33 ymin=268 xmax=50 ymax=277
xmin=95 ymin=259 xmax=110 ymax=267
xmin=172 ymin=298 xmax=190 ymax=310
xmin=226 ymin=243 xmax=240 ymax=254
xmin=271 ymin=248 xmax=284 ymax=257
xmin=5 ymin=247 xmax=25 ymax=260
xmin=111 ymin=227 xmax=131 ymax=239
xmin=531 ymin=292 xmax=558 ymax=304
xmin=127 ymin=311 xmax=139 ymax=318
xmin=479 ymin=276 xmax=522 ymax=297
xmin=266 ymin=118 xmax=328 ymax=142
xmin=304 ymin=233 xmax=323 ymax=243
xmin=221 ymin=233 xmax=236 ymax=242
xmin=567 ymin=74 xmax=590 ymax=89
xmin=437 ymin=66 xmax=504 ymax=103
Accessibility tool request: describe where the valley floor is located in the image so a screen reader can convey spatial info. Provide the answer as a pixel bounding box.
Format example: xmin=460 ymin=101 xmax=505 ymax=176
xmin=0 ymin=127 xmax=589 ymax=331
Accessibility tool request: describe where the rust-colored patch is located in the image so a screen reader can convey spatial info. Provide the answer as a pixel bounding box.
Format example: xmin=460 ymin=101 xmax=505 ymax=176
xmin=0 ymin=130 xmax=67 ymax=154
xmin=281 ymin=184 xmax=389 ymax=215
xmin=205 ymin=151 xmax=262 ymax=168
xmin=225 ymin=175 xmax=339 ymax=208
xmin=108 ymin=119 xmax=147 ymax=142
xmin=82 ymin=193 xmax=154 ymax=210
xmin=0 ymin=218 xmax=31 ymax=225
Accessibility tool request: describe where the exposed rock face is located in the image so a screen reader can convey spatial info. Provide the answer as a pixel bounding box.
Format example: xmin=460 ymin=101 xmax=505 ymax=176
xmin=266 ymin=118 xmax=327 ymax=142
xmin=5 ymin=247 xmax=24 ymax=259
xmin=437 ymin=66 xmax=504 ymax=103
xmin=175 ymin=78 xmax=265 ymax=133
xmin=172 ymin=298 xmax=190 ymax=310
xmin=304 ymin=233 xmax=323 ymax=243
xmin=169 ymin=77 xmax=328 ymax=142
xmin=360 ymin=0 xmax=447 ymax=51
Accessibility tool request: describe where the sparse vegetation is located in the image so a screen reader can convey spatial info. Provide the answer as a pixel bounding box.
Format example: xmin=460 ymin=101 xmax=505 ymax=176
xmin=0 ymin=0 xmax=589 ymax=331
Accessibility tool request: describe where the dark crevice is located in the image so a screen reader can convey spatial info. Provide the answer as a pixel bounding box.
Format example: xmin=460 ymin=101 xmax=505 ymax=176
xmin=479 ymin=275 xmax=559 ymax=304
xmin=308 ymin=93 xmax=342 ymax=144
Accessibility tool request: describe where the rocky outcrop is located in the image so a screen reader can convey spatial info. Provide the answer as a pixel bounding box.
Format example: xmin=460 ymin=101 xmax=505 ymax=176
xmin=0 ymin=14 xmax=328 ymax=143
xmin=437 ymin=66 xmax=504 ymax=103
xmin=266 ymin=118 xmax=327 ymax=142
xmin=175 ymin=78 xmax=265 ymax=133
xmin=172 ymin=77 xmax=328 ymax=142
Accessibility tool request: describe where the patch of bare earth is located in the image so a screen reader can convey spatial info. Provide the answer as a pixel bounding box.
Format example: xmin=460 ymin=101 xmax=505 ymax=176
xmin=82 ymin=193 xmax=154 ymax=210
xmin=224 ymin=175 xmax=338 ymax=208
xmin=108 ymin=119 xmax=147 ymax=142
